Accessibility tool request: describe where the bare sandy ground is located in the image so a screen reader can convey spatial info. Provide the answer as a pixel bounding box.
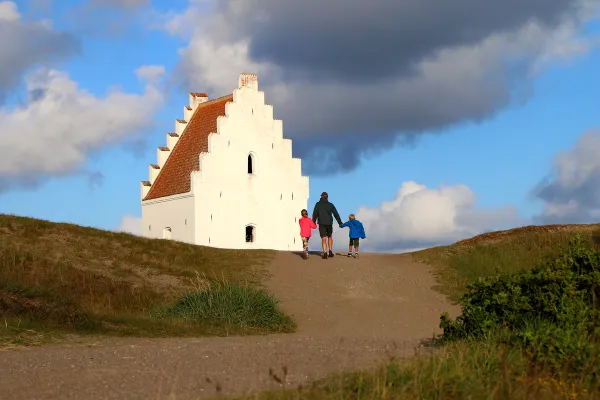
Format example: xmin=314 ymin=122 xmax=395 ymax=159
xmin=0 ymin=252 xmax=458 ymax=400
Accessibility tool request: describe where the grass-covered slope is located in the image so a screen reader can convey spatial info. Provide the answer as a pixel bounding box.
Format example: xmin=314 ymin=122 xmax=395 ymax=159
xmin=413 ymin=223 xmax=600 ymax=301
xmin=0 ymin=214 xmax=295 ymax=347
xmin=248 ymin=224 xmax=600 ymax=400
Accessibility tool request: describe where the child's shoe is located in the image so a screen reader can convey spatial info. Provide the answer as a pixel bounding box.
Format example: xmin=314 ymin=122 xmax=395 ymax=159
xmin=328 ymin=250 xmax=334 ymax=258
xmin=353 ymin=253 xmax=359 ymax=258
xmin=347 ymin=252 xmax=352 ymax=257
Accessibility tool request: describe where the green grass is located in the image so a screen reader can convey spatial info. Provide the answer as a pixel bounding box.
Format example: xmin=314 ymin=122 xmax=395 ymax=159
xmin=413 ymin=223 xmax=600 ymax=301
xmin=237 ymin=224 xmax=600 ymax=400
xmin=154 ymin=277 xmax=295 ymax=335
xmin=0 ymin=214 xmax=294 ymax=347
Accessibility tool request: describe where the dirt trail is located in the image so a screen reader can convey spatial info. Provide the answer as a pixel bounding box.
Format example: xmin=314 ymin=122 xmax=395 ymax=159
xmin=0 ymin=252 xmax=458 ymax=400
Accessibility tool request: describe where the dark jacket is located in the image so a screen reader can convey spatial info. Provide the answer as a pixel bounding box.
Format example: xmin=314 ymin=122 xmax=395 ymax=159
xmin=341 ymin=219 xmax=367 ymax=239
xmin=312 ymin=198 xmax=342 ymax=226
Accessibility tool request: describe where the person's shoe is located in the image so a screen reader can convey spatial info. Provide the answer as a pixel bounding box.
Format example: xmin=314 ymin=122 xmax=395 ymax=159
xmin=347 ymin=252 xmax=352 ymax=257
xmin=328 ymin=250 xmax=334 ymax=258
xmin=322 ymin=252 xmax=328 ymax=259
xmin=353 ymin=253 xmax=359 ymax=258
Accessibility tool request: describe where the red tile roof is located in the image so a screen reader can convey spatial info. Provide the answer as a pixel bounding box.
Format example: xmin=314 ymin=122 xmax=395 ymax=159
xmin=143 ymin=94 xmax=233 ymax=201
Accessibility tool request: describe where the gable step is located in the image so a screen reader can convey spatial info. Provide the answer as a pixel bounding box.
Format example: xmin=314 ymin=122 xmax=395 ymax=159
xmin=189 ymin=92 xmax=208 ymax=110
xmin=167 ymin=132 xmax=180 ymax=150
xmin=184 ymin=105 xmax=193 ymax=120
xmin=149 ymin=164 xmax=160 ymax=184
xmin=157 ymin=147 xmax=170 ymax=168
xmin=141 ymin=180 xmax=151 ymax=199
xmin=175 ymin=119 xmax=187 ymax=135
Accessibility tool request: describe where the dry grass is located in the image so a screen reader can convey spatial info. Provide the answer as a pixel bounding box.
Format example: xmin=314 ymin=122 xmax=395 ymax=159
xmin=0 ymin=214 xmax=292 ymax=347
xmin=241 ymin=340 xmax=598 ymax=400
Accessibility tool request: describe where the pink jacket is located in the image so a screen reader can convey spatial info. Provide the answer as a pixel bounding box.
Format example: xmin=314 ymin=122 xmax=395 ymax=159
xmin=299 ymin=217 xmax=317 ymax=237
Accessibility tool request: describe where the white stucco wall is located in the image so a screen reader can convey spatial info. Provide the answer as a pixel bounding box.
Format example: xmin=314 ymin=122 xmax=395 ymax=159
xmin=191 ymin=82 xmax=309 ymax=251
xmin=141 ymin=194 xmax=195 ymax=244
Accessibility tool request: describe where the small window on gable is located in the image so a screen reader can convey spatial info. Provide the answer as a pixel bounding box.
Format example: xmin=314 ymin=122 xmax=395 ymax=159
xmin=248 ymin=153 xmax=255 ymax=174
xmin=163 ymin=227 xmax=172 ymax=240
xmin=246 ymin=225 xmax=255 ymax=243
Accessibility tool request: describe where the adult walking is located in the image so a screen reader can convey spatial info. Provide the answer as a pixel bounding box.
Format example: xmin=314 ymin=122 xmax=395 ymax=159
xmin=312 ymin=192 xmax=343 ymax=259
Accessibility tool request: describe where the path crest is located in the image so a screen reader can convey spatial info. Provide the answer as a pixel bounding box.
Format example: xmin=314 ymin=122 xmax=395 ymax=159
xmin=0 ymin=252 xmax=457 ymax=400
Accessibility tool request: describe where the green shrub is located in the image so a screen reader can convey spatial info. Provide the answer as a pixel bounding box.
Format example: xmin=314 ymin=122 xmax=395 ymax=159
xmin=439 ymin=234 xmax=600 ymax=372
xmin=158 ymin=278 xmax=296 ymax=334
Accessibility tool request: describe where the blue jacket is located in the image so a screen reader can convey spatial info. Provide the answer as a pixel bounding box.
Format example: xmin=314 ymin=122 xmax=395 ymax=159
xmin=341 ymin=219 xmax=366 ymax=239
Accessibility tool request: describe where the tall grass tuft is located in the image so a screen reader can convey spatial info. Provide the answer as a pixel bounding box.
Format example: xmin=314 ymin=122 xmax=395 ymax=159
xmin=158 ymin=277 xmax=296 ymax=334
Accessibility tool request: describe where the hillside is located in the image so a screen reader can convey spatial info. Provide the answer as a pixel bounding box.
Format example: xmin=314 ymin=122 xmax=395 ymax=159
xmin=0 ymin=214 xmax=293 ymax=347
xmin=413 ymin=222 xmax=600 ymax=300
xmin=244 ymin=223 xmax=600 ymax=400
xmin=3 ymin=214 xmax=600 ymax=398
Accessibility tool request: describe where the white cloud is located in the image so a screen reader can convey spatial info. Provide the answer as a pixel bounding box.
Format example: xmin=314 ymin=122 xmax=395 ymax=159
xmin=0 ymin=1 xmax=19 ymax=21
xmin=319 ymin=181 xmax=523 ymax=253
xmin=0 ymin=67 xmax=164 ymax=190
xmin=0 ymin=1 xmax=79 ymax=97
xmin=533 ymin=130 xmax=600 ymax=223
xmin=164 ymin=0 xmax=600 ymax=174
xmin=116 ymin=213 xmax=142 ymax=236
xmin=135 ymin=65 xmax=165 ymax=82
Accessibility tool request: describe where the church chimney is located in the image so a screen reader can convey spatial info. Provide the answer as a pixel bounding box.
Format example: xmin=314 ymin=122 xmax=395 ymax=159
xmin=238 ymin=73 xmax=258 ymax=90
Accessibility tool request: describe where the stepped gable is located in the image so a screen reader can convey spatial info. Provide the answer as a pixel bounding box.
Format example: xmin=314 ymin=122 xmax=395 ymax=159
xmin=144 ymin=94 xmax=233 ymax=201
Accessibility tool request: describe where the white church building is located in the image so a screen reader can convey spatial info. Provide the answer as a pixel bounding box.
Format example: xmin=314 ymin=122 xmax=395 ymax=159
xmin=140 ymin=73 xmax=310 ymax=251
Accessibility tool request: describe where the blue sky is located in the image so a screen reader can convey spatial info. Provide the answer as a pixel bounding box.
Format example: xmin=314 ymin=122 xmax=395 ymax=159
xmin=1 ymin=0 xmax=599 ymax=251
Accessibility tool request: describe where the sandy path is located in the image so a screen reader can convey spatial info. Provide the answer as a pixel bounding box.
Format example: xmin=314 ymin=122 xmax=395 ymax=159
xmin=0 ymin=252 xmax=458 ymax=400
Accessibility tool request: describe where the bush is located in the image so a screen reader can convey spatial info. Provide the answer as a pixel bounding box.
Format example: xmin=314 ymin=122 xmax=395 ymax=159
xmin=440 ymin=234 xmax=600 ymax=373
xmin=157 ymin=278 xmax=296 ymax=334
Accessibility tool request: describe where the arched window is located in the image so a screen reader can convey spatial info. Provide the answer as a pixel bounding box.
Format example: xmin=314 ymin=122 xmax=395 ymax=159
xmin=163 ymin=227 xmax=172 ymax=240
xmin=247 ymin=153 xmax=255 ymax=174
xmin=245 ymin=225 xmax=255 ymax=243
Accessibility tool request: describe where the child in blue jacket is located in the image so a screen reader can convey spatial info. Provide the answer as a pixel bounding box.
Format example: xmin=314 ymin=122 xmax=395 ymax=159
xmin=340 ymin=214 xmax=366 ymax=258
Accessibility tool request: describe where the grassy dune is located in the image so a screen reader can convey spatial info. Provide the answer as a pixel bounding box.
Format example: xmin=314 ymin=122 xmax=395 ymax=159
xmin=0 ymin=214 xmax=294 ymax=348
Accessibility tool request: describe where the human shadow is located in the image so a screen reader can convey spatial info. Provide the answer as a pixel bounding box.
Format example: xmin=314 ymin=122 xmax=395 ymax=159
xmin=291 ymin=250 xmax=349 ymax=259
xmin=291 ymin=250 xmax=322 ymax=259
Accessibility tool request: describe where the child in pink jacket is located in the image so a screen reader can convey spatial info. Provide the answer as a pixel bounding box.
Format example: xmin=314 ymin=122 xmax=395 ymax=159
xmin=299 ymin=209 xmax=317 ymax=259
